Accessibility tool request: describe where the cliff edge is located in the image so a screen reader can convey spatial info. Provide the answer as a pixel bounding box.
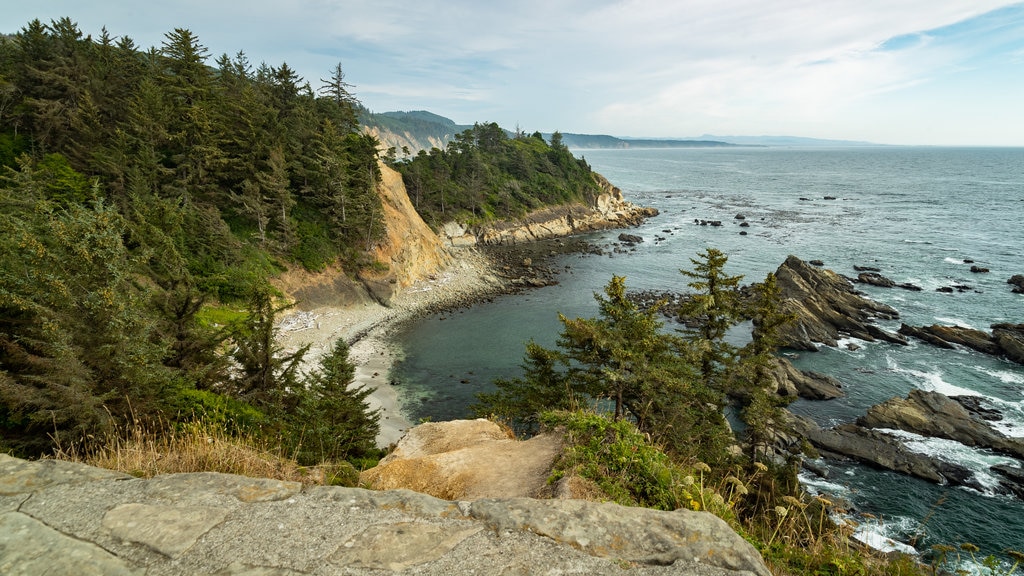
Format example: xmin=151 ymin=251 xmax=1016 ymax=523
xmin=0 ymin=451 xmax=770 ymax=575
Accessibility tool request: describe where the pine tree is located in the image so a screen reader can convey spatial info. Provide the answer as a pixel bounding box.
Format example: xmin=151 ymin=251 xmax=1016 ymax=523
xmin=679 ymin=247 xmax=744 ymax=386
xmin=229 ymin=283 xmax=308 ymax=409
xmin=290 ymin=338 xmax=380 ymax=465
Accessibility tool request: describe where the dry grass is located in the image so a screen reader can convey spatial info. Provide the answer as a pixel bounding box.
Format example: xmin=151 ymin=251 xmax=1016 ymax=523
xmin=54 ymin=420 xmax=342 ymax=485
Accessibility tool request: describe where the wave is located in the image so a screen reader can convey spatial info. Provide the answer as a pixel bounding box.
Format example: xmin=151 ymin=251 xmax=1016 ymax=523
xmin=879 ymin=429 xmax=1019 ymax=496
xmin=934 ymin=317 xmax=976 ymax=329
xmin=851 ymin=515 xmax=920 ymax=555
xmin=798 ymin=470 xmax=852 ymax=497
xmin=974 ymin=367 xmax=1024 ymax=386
xmin=889 ymin=361 xmax=982 ymax=398
xmin=902 ymin=240 xmax=933 ymax=245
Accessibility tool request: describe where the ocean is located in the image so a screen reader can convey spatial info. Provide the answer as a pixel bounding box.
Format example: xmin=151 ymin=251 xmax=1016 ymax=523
xmin=389 ymin=146 xmax=1024 ymax=559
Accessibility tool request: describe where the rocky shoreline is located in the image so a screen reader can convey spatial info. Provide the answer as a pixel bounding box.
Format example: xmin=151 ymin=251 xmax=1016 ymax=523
xmin=276 ymin=238 xmax=612 ymax=448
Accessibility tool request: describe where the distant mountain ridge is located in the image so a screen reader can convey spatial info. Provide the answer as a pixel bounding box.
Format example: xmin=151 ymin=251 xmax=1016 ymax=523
xmin=690 ymin=134 xmax=883 ymax=147
xmin=359 ymin=110 xmax=882 ymax=153
xmin=359 ymin=109 xmax=474 ymax=154
xmin=550 ymin=133 xmax=742 ymax=149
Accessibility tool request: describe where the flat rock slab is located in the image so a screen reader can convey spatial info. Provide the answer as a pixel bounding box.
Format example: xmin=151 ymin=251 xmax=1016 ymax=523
xmin=0 ymin=454 xmax=769 ymax=576
xmin=0 ymin=511 xmax=139 ymax=576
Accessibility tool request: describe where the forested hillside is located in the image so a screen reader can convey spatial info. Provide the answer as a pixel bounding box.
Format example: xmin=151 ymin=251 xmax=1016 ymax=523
xmin=391 ymin=125 xmax=602 ymax=229
xmin=0 ymin=18 xmax=387 ymax=459
xmin=0 ymin=18 xmax=621 ymax=461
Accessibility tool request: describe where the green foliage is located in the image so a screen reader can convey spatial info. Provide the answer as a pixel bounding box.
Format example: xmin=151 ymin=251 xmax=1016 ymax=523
xmin=288 ymin=338 xmax=381 ymax=465
xmin=0 ymin=161 xmax=174 ymax=455
xmin=392 ymin=122 xmax=602 ymax=228
xmin=0 ymin=17 xmax=387 ymax=456
xmin=474 ymin=341 xmax=574 ymax=434
xmin=223 ymin=292 xmax=379 ymax=466
xmin=171 ymin=388 xmax=266 ymax=434
xmin=541 ymin=410 xmax=692 ymax=510
xmin=679 ymin=247 xmax=745 ymax=385
xmin=474 ymin=275 xmax=732 ymax=465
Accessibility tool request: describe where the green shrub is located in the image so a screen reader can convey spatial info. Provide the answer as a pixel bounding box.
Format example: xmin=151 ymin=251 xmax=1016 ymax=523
xmin=172 ymin=388 xmax=266 ymax=434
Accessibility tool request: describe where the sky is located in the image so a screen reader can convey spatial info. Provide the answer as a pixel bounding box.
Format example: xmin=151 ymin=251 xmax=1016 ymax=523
xmin=7 ymin=1 xmax=1024 ymax=145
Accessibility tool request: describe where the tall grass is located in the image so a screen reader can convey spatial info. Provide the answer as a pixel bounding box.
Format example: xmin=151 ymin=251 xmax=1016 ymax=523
xmin=54 ymin=419 xmax=356 ymax=485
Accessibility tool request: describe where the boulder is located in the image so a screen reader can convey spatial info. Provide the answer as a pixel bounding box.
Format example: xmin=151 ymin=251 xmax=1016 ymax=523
xmin=1008 ymin=274 xmax=1024 ymax=293
xmin=992 ymin=323 xmax=1024 ymax=364
xmin=769 ymin=357 xmax=844 ymax=400
xmin=772 ymin=255 xmax=906 ymax=350
xmin=471 ymin=498 xmax=771 ymax=576
xmin=857 ymin=272 xmax=896 ymax=288
xmin=618 ymin=232 xmax=644 ymax=244
xmin=969 ymin=265 xmax=989 ymax=273
xmin=993 ymin=465 xmax=1024 ymax=499
xmin=857 ymin=389 xmax=1024 ymax=459
xmin=360 ymin=419 xmax=564 ymax=500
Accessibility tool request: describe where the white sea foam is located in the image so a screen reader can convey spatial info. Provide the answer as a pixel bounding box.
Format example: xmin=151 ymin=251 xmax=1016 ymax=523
xmin=879 ymin=429 xmax=1019 ymax=494
xmin=975 ymin=367 xmax=1024 ymax=386
xmin=934 ymin=317 xmax=975 ymax=329
xmin=797 ymin=472 xmax=851 ymax=497
xmin=944 ymin=257 xmax=966 ymax=264
xmin=852 ymin=521 xmax=919 ymax=555
xmin=889 ymin=361 xmax=981 ymax=398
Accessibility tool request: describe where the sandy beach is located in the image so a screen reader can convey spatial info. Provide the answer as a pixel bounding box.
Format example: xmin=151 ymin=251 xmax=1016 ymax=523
xmin=276 ymin=248 xmax=505 ymax=447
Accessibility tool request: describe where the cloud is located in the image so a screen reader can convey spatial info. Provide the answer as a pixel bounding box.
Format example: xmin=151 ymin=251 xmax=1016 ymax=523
xmin=6 ymin=0 xmax=1024 ymax=143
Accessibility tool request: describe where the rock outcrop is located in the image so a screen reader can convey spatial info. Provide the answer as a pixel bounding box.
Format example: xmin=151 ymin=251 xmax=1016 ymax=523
xmin=769 ymin=357 xmax=845 ymax=400
xmin=0 ymin=453 xmax=770 ymax=576
xmin=773 ymin=256 xmax=907 ymax=350
xmin=857 ymin=389 xmax=1024 ymax=459
xmin=898 ymin=323 xmax=1024 ymax=365
xmin=360 ymin=419 xmax=564 ymax=500
xmin=799 ymin=422 xmax=980 ymax=489
xmin=441 ymin=174 xmax=658 ymax=247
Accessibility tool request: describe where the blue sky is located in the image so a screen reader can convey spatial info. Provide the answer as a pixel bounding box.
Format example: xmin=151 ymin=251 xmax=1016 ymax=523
xmin=7 ymin=1 xmax=1024 ymax=145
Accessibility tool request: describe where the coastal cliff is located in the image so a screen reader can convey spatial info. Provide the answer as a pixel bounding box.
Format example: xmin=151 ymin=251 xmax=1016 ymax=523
xmin=440 ymin=173 xmax=657 ymax=247
xmin=280 ymin=161 xmax=654 ymax=308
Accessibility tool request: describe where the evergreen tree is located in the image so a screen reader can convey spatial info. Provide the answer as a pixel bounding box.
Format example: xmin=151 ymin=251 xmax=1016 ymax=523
xmin=228 ymin=283 xmax=309 ymax=409
xmin=679 ymin=247 xmax=744 ymax=386
xmin=291 ymin=339 xmax=380 ymax=465
xmin=735 ymin=272 xmax=796 ymax=460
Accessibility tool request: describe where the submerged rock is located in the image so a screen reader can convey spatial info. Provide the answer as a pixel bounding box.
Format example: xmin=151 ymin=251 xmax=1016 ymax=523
xmin=856 ymin=272 xmax=896 ymax=288
xmin=1008 ymin=274 xmax=1024 ymax=293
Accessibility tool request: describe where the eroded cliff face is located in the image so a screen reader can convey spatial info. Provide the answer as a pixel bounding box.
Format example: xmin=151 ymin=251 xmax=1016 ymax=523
xmin=355 ymin=162 xmax=453 ymax=303
xmin=363 ymin=125 xmax=451 ymax=157
xmin=282 ymin=163 xmax=654 ymax=307
xmin=281 ymin=161 xmax=453 ymax=307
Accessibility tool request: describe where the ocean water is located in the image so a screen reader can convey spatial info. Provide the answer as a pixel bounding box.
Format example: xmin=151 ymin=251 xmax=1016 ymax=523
xmin=390 ymin=147 xmax=1024 ymax=558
